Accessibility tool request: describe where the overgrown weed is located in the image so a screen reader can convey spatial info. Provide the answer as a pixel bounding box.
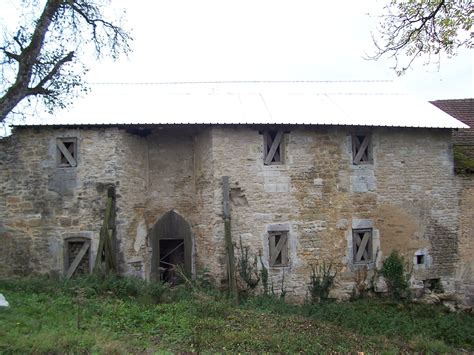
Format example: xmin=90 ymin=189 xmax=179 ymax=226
xmin=1 ymin=275 xmax=474 ymax=352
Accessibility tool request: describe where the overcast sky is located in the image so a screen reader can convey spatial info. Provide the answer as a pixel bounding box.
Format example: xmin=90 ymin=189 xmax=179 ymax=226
xmin=83 ymin=0 xmax=472 ymax=99
xmin=1 ymin=0 xmax=473 ymax=130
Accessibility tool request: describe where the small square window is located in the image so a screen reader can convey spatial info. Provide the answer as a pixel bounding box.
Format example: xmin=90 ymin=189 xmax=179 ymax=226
xmin=269 ymin=232 xmax=289 ymax=267
xmin=264 ymin=130 xmax=284 ymax=165
xmin=57 ymin=138 xmax=77 ymax=167
xmin=352 ymin=133 xmax=372 ymax=165
xmin=353 ymin=228 xmax=373 ymax=264
xmin=416 ymin=254 xmax=425 ymax=265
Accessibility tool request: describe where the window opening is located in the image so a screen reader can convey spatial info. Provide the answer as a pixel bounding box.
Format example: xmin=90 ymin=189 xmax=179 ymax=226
xmin=352 ymin=133 xmax=372 ymax=165
xmin=264 ymin=129 xmax=284 ymax=165
xmin=352 ymin=228 xmax=373 ymax=264
xmin=423 ymin=278 xmax=442 ymax=292
xmin=159 ymin=239 xmax=185 ymax=284
xmin=57 ymin=138 xmax=77 ymax=167
xmin=416 ymin=254 xmax=425 ymax=265
xmin=269 ymin=232 xmax=288 ymax=267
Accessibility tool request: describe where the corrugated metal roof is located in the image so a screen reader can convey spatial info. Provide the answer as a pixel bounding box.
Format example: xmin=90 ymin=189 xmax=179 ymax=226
xmin=12 ymin=81 xmax=469 ymax=129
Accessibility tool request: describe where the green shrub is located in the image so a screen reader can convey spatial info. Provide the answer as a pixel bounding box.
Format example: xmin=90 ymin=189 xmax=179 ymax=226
xmin=381 ymin=250 xmax=410 ymax=299
xmin=2 ymin=276 xmax=474 ymax=352
xmin=308 ymin=262 xmax=337 ymax=303
xmin=238 ymin=237 xmax=260 ymax=290
xmin=259 ymin=254 xmax=269 ymax=296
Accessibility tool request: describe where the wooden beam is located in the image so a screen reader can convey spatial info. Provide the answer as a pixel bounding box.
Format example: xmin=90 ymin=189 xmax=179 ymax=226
xmin=94 ymin=193 xmax=117 ymax=273
xmin=223 ymin=176 xmax=230 ymax=219
xmin=222 ymin=176 xmax=238 ymax=303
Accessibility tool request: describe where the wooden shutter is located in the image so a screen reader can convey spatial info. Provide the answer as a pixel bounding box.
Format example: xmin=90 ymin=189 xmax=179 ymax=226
xmin=264 ymin=130 xmax=284 ymax=165
xmin=353 ymin=229 xmax=373 ymax=263
xmin=269 ymin=233 xmax=289 ymax=266
xmin=65 ymin=239 xmax=91 ymax=279
xmin=352 ymin=134 xmax=371 ymax=165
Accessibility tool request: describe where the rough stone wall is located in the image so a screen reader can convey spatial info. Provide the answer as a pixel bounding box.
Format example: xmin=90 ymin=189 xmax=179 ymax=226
xmin=193 ymin=128 xmax=224 ymax=280
xmin=113 ymin=131 xmax=149 ymax=277
xmin=456 ymin=176 xmax=474 ymax=304
xmin=0 ymin=127 xmax=122 ymax=277
xmin=374 ymin=129 xmax=462 ymax=294
xmin=120 ymin=128 xmax=202 ymax=278
xmin=209 ymin=126 xmax=461 ymax=300
xmin=0 ymin=125 xmax=468 ymax=303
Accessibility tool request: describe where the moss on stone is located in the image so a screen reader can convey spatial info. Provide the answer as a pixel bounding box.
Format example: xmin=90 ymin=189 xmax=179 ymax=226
xmin=453 ymin=145 xmax=474 ymax=174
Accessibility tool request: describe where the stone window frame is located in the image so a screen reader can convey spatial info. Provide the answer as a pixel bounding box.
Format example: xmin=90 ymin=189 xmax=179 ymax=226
xmin=263 ymin=129 xmax=285 ymax=165
xmin=56 ymin=137 xmax=78 ymax=168
xmin=413 ymin=248 xmax=431 ymax=270
xmin=351 ymin=132 xmax=373 ymax=165
xmin=64 ymin=236 xmax=92 ymax=277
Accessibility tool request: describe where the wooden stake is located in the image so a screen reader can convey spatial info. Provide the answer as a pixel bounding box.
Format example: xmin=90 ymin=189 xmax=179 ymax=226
xmin=223 ymin=176 xmax=238 ymax=303
xmin=94 ymin=186 xmax=117 ymax=274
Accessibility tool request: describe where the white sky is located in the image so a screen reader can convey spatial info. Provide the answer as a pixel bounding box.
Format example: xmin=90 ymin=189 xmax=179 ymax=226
xmin=83 ymin=0 xmax=472 ymax=99
xmin=1 ymin=0 xmax=473 ymax=130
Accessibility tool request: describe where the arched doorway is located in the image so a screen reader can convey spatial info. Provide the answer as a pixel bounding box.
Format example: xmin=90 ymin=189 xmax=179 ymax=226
xmin=150 ymin=210 xmax=192 ymax=283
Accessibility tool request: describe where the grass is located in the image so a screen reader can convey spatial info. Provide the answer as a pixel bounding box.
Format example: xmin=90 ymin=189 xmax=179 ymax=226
xmin=1 ymin=275 xmax=473 ymax=353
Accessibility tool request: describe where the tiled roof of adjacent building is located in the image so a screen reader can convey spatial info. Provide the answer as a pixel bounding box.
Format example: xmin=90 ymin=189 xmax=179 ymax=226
xmin=12 ymin=81 xmax=469 ymax=129
xmin=431 ymin=99 xmax=474 ymax=145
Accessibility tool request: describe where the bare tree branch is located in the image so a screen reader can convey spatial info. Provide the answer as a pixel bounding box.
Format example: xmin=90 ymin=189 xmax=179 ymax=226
xmin=0 ymin=0 xmax=132 ymax=123
xmin=367 ymin=0 xmax=473 ymax=75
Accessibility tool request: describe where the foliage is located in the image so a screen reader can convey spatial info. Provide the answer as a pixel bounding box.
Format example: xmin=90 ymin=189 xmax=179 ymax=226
xmin=370 ymin=0 xmax=473 ymax=74
xmin=308 ymin=262 xmax=337 ymax=303
xmin=237 ymin=237 xmax=260 ymax=290
xmin=352 ymin=265 xmax=371 ymax=299
xmin=277 ymin=270 xmax=287 ymax=300
xmin=303 ymin=298 xmax=474 ymax=350
xmin=454 ymin=145 xmax=474 ymax=174
xmin=237 ymin=241 xmax=286 ymax=300
xmin=259 ymin=254 xmax=269 ymax=295
xmin=380 ymin=250 xmax=410 ymax=299
xmin=1 ymin=277 xmax=474 ymax=352
xmin=0 ymin=273 xmax=171 ymax=303
xmin=0 ymin=0 xmax=132 ymax=123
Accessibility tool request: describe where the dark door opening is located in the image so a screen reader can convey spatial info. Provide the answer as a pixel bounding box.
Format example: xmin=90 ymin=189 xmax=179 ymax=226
xmin=159 ymin=239 xmax=185 ymax=284
xmin=150 ymin=210 xmax=192 ymax=282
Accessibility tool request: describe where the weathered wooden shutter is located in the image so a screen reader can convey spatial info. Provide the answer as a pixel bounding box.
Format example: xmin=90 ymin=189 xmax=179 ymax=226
xmin=352 ymin=134 xmax=371 ymax=165
xmin=57 ymin=138 xmax=77 ymax=167
xmin=264 ymin=130 xmax=284 ymax=165
xmin=269 ymin=233 xmax=289 ymax=266
xmin=353 ymin=229 xmax=372 ymax=263
xmin=65 ymin=239 xmax=91 ymax=279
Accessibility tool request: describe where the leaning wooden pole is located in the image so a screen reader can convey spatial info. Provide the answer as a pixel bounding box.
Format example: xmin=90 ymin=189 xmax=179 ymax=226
xmin=94 ymin=186 xmax=117 ymax=274
xmin=222 ymin=176 xmax=238 ymax=303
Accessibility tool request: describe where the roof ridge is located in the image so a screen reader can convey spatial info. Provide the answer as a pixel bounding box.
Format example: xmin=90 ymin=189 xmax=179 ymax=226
xmin=88 ymin=80 xmax=394 ymax=85
xmin=431 ymin=98 xmax=474 ymax=103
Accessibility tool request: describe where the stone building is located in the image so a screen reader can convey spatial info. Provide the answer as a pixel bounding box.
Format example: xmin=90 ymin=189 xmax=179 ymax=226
xmin=0 ymin=82 xmax=472 ymax=302
xmin=431 ymin=99 xmax=474 ymax=305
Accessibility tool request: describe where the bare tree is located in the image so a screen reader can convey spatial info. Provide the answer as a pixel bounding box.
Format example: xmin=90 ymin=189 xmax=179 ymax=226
xmin=0 ymin=0 xmax=132 ymax=123
xmin=369 ymin=0 xmax=473 ymax=75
